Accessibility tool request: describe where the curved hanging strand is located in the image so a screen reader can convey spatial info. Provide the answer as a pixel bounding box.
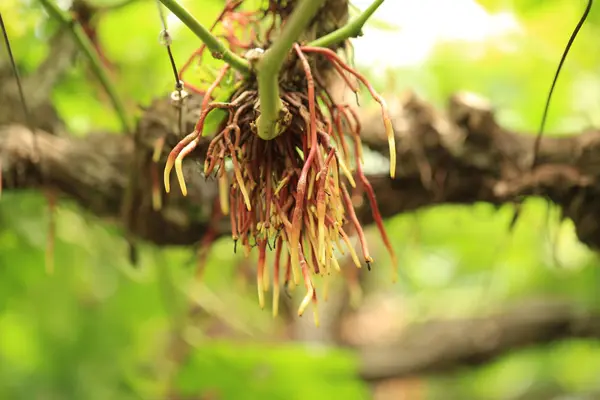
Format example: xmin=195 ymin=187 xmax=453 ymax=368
xmin=0 ymin=13 xmax=38 ymax=158
xmin=531 ymin=0 xmax=593 ymax=168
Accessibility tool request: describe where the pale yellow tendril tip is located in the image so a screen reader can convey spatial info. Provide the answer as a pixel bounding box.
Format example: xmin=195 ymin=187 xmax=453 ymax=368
xmin=272 ymin=284 xmax=280 ymax=318
xmin=338 ymin=158 xmax=356 ymax=188
xmin=257 ymin=275 xmax=265 ymax=309
xmin=175 ymin=157 xmax=188 ymax=197
xmin=385 ymin=118 xmax=396 ymax=179
xmin=163 ymin=160 xmax=173 ymax=193
xmin=298 ymin=286 xmax=313 ymax=317
xmin=290 ymin=249 xmax=301 ymax=286
xmin=218 ymin=174 xmax=229 ymax=215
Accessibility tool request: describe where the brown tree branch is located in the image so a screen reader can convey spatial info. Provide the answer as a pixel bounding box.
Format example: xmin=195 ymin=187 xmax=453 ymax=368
xmin=357 ymin=299 xmax=600 ymax=381
xmin=357 ymin=91 xmax=600 ymax=249
xmin=2 ymin=91 xmax=600 ymax=249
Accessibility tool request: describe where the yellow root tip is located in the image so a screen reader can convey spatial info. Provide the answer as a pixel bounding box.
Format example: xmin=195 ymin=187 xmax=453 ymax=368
xmin=257 ymin=275 xmax=265 ymax=309
xmin=240 ymin=183 xmax=251 ymax=210
xmin=338 ymin=157 xmax=356 ymax=188
xmin=163 ymin=160 xmax=174 ymax=193
xmin=218 ymin=174 xmax=229 ymax=215
xmin=317 ymin=219 xmax=326 ymax=264
xmin=331 ymin=256 xmax=341 ymax=272
xmin=273 ymin=284 xmax=280 ymax=317
xmin=298 ymin=286 xmax=313 ymax=317
xmin=342 ymin=234 xmax=361 ymax=268
xmin=290 ymin=247 xmax=301 ymax=286
xmin=175 ymin=157 xmax=188 ymax=197
xmin=385 ymin=119 xmax=396 ymax=179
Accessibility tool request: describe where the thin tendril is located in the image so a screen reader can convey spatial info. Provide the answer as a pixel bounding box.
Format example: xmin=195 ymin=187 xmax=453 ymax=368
xmin=156 ymin=0 xmax=186 ymax=134
xmin=532 ymin=0 xmax=592 ymax=169
xmin=0 ymin=13 xmax=39 ymax=158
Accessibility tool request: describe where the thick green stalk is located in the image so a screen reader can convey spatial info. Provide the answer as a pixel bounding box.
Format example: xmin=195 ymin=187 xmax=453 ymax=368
xmin=308 ymin=0 xmax=385 ymax=48
xmin=157 ymin=0 xmax=250 ymax=74
xmin=39 ymin=0 xmax=132 ymax=134
xmin=256 ymin=0 xmax=326 ymax=140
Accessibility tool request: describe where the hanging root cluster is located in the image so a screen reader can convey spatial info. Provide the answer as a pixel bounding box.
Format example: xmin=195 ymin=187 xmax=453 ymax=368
xmin=163 ymin=1 xmax=397 ymax=326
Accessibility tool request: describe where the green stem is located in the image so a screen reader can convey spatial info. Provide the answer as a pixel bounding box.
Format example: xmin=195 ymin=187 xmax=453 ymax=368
xmin=256 ymin=0 xmax=326 ymax=140
xmin=157 ymin=0 xmax=250 ymax=74
xmin=39 ymin=0 xmax=132 ymax=134
xmin=308 ymin=0 xmax=385 ymax=48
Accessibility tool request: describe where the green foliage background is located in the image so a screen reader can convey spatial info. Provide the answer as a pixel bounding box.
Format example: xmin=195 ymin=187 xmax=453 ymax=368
xmin=1 ymin=0 xmax=599 ymax=399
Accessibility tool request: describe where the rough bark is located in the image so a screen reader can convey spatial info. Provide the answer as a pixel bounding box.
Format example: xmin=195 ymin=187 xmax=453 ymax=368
xmin=358 ymin=298 xmax=600 ymax=381
xmin=2 ymin=90 xmax=600 ymax=249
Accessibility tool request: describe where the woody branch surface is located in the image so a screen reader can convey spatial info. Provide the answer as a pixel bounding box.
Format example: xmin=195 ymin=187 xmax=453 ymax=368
xmin=2 ymin=91 xmax=600 ymax=250
xmin=357 ymin=298 xmax=600 ymax=381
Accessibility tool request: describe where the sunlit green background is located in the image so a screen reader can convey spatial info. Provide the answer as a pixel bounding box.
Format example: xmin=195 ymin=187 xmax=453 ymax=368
xmin=1 ymin=0 xmax=600 ymax=399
